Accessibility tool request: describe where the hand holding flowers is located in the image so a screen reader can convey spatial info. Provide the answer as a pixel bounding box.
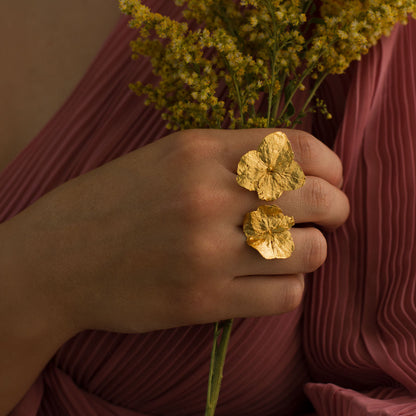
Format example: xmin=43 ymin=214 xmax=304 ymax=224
xmin=119 ymin=0 xmax=415 ymax=413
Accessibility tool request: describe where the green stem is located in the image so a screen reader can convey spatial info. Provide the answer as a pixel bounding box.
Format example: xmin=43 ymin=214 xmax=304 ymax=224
xmin=276 ymin=67 xmax=313 ymax=124
xmin=264 ymin=0 xmax=278 ymax=127
xmin=303 ymin=0 xmax=314 ymax=14
xmin=267 ymin=63 xmax=277 ymax=127
xmin=231 ymin=73 xmax=246 ymax=127
xmin=271 ymin=74 xmax=286 ymax=126
xmin=205 ymin=319 xmax=233 ymax=416
xmin=206 ymin=323 xmax=218 ymax=406
xmin=221 ymin=56 xmax=246 ymax=127
xmin=294 ymin=71 xmax=328 ymax=122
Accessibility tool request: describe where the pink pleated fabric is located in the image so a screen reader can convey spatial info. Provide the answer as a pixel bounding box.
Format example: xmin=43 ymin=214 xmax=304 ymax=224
xmin=304 ymin=16 xmax=416 ymax=416
xmin=3 ymin=1 xmax=416 ymax=415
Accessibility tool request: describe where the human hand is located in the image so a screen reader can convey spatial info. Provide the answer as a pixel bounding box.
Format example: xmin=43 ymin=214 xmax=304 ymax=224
xmin=5 ymin=129 xmax=349 ymax=336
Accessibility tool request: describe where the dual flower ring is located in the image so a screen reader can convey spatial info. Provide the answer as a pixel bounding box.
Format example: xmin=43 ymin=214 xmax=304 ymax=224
xmin=236 ymin=132 xmax=305 ymax=259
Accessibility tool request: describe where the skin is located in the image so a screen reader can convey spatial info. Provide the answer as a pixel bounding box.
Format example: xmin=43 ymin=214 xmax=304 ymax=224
xmin=0 ymin=2 xmax=350 ymax=415
xmin=0 ymin=0 xmax=120 ymax=171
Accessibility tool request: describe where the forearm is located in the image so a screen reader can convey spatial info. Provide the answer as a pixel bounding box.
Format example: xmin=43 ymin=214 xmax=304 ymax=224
xmin=0 ymin=215 xmax=74 ymax=415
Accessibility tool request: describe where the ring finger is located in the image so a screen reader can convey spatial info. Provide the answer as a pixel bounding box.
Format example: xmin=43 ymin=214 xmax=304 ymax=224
xmin=229 ymin=226 xmax=327 ymax=277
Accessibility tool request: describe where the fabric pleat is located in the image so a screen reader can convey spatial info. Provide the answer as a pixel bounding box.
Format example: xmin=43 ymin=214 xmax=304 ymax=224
xmin=3 ymin=1 xmax=416 ymax=414
xmin=303 ymin=16 xmax=416 ymax=415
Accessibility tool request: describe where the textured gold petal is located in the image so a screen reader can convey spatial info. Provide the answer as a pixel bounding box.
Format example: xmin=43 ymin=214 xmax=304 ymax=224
xmin=257 ymin=173 xmax=284 ymax=200
xmin=236 ymin=150 xmax=267 ymax=192
xmin=261 ymin=205 xmax=295 ymax=232
xmin=258 ymin=132 xmax=294 ymax=168
xmin=243 ymin=205 xmax=295 ymax=259
xmin=256 ymin=160 xmax=305 ymax=200
xmin=246 ymin=233 xmax=279 ymax=260
xmin=271 ymin=230 xmax=295 ymax=259
xmin=236 ymin=131 xmax=305 ymax=200
xmin=272 ymin=160 xmax=306 ymax=193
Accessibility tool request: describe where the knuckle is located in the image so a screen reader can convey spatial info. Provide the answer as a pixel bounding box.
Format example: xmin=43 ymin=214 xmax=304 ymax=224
xmin=307 ymin=177 xmax=331 ymax=212
xmin=304 ymin=229 xmax=327 ymax=272
xmin=179 ymin=184 xmax=223 ymax=225
xmin=178 ymin=274 xmax=226 ymax=323
xmin=181 ymin=184 xmax=211 ymax=217
xmin=174 ymin=130 xmax=221 ymax=163
xmin=289 ymin=131 xmax=318 ymax=164
xmin=181 ymin=231 xmax=221 ymax=273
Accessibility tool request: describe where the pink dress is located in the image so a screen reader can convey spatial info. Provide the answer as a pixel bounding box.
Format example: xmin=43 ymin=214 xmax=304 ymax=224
xmin=3 ymin=2 xmax=416 ymax=415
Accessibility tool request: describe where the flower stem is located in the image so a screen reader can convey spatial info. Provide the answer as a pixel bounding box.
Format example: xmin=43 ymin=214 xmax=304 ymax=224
xmin=276 ymin=67 xmax=312 ymax=124
xmin=205 ymin=319 xmax=233 ymax=416
xmin=265 ymin=0 xmax=279 ymax=127
xmin=294 ymin=71 xmax=328 ymax=123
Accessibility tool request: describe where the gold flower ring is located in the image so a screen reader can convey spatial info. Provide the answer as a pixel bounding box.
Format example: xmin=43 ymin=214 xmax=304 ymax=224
xmin=236 ymin=132 xmax=305 ymax=259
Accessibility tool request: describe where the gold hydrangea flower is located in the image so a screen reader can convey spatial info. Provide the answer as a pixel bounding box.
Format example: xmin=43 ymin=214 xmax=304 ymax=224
xmin=236 ymin=131 xmax=305 ymax=200
xmin=243 ymin=205 xmax=295 ymax=259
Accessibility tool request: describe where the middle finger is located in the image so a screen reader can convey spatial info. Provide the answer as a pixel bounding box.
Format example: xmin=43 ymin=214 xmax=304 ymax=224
xmin=224 ymin=171 xmax=349 ymax=229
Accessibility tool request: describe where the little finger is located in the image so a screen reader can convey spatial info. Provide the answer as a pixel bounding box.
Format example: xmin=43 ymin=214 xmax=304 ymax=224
xmin=225 ymin=273 xmax=305 ymax=317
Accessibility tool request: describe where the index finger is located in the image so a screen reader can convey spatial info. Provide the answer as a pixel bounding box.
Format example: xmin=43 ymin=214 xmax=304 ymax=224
xmin=215 ymin=128 xmax=343 ymax=188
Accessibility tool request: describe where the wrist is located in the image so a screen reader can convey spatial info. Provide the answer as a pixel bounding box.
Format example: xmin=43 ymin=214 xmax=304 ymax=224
xmin=0 ymin=213 xmax=78 ymax=342
xmin=0 ymin=214 xmax=77 ymax=414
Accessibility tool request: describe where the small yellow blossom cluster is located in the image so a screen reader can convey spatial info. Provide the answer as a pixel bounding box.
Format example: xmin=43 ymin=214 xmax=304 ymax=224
xmin=198 ymin=25 xmax=267 ymax=128
xmin=170 ymin=0 xmax=310 ymax=128
xmin=307 ymin=0 xmax=416 ymax=75
xmin=119 ymin=0 xmax=226 ymax=129
xmin=120 ymin=0 xmax=416 ymax=130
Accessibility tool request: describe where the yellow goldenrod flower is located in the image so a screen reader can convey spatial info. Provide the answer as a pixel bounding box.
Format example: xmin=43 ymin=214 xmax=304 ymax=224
xmin=120 ymin=0 xmax=416 ymax=129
